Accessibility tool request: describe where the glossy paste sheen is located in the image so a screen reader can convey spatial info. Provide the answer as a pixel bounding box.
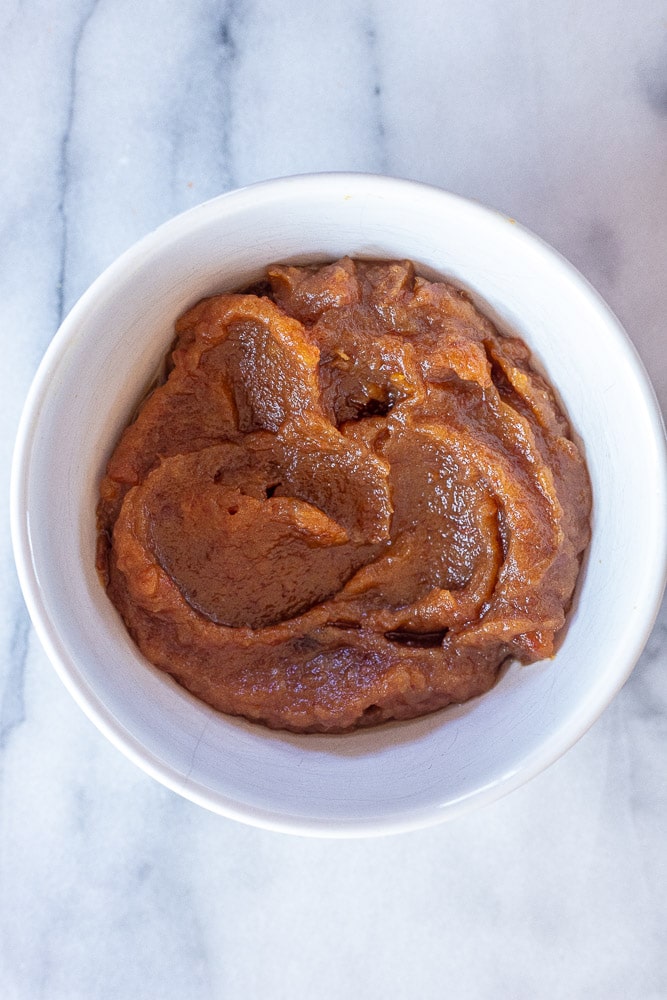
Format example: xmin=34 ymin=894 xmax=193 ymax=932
xmin=97 ymin=259 xmax=591 ymax=733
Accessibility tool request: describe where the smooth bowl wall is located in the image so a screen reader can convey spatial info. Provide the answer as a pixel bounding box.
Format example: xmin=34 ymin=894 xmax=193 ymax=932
xmin=11 ymin=174 xmax=667 ymax=836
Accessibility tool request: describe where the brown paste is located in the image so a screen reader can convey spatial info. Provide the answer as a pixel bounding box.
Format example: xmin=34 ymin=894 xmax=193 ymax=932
xmin=97 ymin=258 xmax=592 ymax=733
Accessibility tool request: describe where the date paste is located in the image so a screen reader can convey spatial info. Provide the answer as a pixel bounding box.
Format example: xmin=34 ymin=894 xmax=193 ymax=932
xmin=97 ymin=259 xmax=591 ymax=733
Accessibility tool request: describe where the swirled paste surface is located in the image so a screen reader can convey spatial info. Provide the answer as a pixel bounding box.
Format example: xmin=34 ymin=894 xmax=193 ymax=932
xmin=97 ymin=259 xmax=591 ymax=733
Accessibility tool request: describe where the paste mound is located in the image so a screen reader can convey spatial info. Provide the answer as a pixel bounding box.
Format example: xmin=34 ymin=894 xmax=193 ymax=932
xmin=97 ymin=258 xmax=592 ymax=733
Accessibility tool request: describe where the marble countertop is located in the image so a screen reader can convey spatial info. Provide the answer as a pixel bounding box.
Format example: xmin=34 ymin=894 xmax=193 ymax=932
xmin=2 ymin=2 xmax=666 ymax=997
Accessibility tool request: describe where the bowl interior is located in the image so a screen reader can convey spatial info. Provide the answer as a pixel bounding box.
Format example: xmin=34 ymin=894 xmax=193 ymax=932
xmin=14 ymin=175 xmax=667 ymax=835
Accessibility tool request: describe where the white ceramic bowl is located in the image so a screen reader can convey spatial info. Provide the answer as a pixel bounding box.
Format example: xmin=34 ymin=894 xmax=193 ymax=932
xmin=11 ymin=174 xmax=667 ymax=837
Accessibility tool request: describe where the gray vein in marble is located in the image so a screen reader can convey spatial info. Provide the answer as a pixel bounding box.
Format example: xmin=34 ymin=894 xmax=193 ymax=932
xmin=0 ymin=602 xmax=30 ymax=755
xmin=169 ymin=0 xmax=245 ymax=207
xmin=204 ymin=0 xmax=245 ymax=192
xmin=363 ymin=14 xmax=389 ymax=175
xmin=583 ymin=218 xmax=621 ymax=287
xmin=218 ymin=0 xmax=239 ymax=57
xmin=642 ymin=37 xmax=667 ymax=117
xmin=646 ymin=83 xmax=667 ymax=115
xmin=55 ymin=0 xmax=99 ymax=326
xmin=213 ymin=0 xmax=243 ymax=191
xmin=624 ymin=596 xmax=667 ymax=721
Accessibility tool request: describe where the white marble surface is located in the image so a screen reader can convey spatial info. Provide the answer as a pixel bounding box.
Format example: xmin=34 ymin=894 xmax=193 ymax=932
xmin=2 ymin=1 xmax=666 ymax=997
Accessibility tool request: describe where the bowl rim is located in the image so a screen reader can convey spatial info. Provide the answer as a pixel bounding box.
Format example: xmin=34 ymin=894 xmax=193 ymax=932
xmin=10 ymin=172 xmax=667 ymax=837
